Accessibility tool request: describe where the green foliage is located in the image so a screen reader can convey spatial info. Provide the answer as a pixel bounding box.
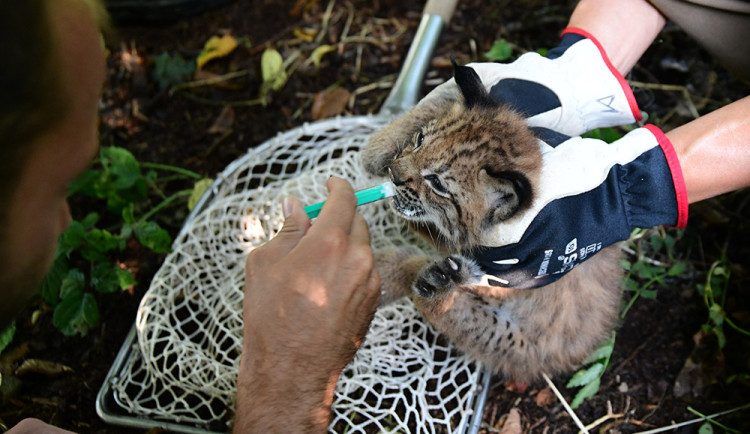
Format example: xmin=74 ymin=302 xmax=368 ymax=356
xmin=567 ymin=227 xmax=689 ymax=407
xmin=566 ymin=332 xmax=615 ymax=409
xmin=0 ymin=321 xmax=15 ymax=355
xmin=484 ymin=39 xmax=513 ymax=61
xmin=620 ymin=228 xmax=688 ymax=319
xmin=581 ymin=127 xmax=625 ymax=143
xmin=38 ymin=146 xmax=206 ymax=337
xmin=696 ymin=259 xmax=750 ymax=349
xmin=153 ymin=52 xmax=196 ymax=89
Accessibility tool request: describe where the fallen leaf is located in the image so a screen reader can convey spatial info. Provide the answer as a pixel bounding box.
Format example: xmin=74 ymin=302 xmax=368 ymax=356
xmin=310 ymin=44 xmax=336 ymax=68
xmin=293 ymin=27 xmax=317 ymax=42
xmin=261 ymin=48 xmax=287 ymax=91
xmin=207 ymin=106 xmax=235 ymax=134
xmin=500 ymin=408 xmax=522 ymax=434
xmin=196 ymin=35 xmax=238 ymax=71
xmin=188 ymin=179 xmax=215 ymax=211
xmin=311 ymin=87 xmax=351 ymax=120
xmin=15 ymin=359 xmax=73 ymax=377
xmin=535 ymin=387 xmax=556 ymax=407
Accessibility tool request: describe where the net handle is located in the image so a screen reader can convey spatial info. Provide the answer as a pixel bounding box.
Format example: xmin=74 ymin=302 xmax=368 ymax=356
xmin=379 ymin=0 xmax=459 ymax=115
xmin=424 ymin=0 xmax=458 ymax=24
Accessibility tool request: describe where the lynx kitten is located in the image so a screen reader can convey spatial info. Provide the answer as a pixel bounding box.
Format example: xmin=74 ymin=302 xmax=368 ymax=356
xmin=362 ymin=64 xmax=623 ymax=382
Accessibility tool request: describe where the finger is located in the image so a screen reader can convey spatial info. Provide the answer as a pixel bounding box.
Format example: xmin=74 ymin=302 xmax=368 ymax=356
xmin=355 ymin=267 xmax=381 ymax=321
xmin=309 ymin=177 xmax=357 ymax=236
xmin=349 ymin=213 xmax=371 ymax=246
xmin=256 ymin=196 xmax=310 ymax=261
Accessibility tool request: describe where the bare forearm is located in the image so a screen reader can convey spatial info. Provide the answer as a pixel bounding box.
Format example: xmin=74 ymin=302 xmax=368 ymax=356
xmin=667 ymin=96 xmax=750 ymax=204
xmin=233 ymin=347 xmax=338 ymax=433
xmin=567 ymin=0 xmax=665 ymax=74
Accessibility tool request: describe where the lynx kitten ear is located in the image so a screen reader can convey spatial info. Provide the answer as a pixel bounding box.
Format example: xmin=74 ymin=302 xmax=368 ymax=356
xmin=478 ymin=168 xmax=532 ymax=222
xmin=452 ymin=60 xmax=497 ymax=110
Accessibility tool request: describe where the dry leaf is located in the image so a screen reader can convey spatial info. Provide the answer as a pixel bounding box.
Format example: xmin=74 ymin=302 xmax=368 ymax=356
xmin=207 ymin=106 xmax=235 ymax=134
xmin=500 ymin=408 xmax=522 ymax=434
xmin=310 ymin=44 xmax=336 ymax=68
xmin=535 ymin=387 xmax=556 ymax=407
xmin=15 ymin=359 xmax=73 ymax=377
xmin=196 ymin=35 xmax=238 ymax=71
xmin=311 ymin=87 xmax=350 ymax=120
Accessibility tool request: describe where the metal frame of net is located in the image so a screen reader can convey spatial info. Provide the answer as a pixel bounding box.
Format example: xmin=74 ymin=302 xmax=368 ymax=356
xmin=97 ymin=115 xmax=491 ymax=433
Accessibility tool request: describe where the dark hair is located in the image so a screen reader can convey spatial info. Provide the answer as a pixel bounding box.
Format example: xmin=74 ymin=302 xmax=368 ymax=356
xmin=0 ymin=0 xmax=66 ymax=211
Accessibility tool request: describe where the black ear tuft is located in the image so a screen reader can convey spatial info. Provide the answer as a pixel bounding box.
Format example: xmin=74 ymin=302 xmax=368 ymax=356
xmin=452 ymin=61 xmax=496 ymax=109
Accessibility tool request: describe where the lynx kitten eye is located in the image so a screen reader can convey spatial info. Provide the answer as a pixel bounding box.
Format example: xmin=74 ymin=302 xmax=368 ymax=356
xmin=414 ymin=131 xmax=425 ymax=149
xmin=424 ymin=174 xmax=450 ymax=197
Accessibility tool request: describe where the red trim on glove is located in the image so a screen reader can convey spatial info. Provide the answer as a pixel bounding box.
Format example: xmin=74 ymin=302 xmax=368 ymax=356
xmin=562 ymin=27 xmax=643 ymax=123
xmin=644 ymin=124 xmax=689 ymax=229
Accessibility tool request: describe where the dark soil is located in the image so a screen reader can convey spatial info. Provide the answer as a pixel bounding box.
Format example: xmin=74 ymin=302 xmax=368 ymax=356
xmin=1 ymin=0 xmax=748 ymax=432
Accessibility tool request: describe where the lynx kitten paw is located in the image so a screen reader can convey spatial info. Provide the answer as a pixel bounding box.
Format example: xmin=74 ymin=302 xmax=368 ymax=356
xmin=413 ymin=255 xmax=481 ymax=298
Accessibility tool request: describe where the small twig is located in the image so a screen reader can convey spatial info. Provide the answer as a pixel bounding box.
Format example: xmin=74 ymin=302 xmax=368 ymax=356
xmin=628 ymin=80 xmax=701 ymax=118
xmin=169 ymin=70 xmax=250 ymax=95
xmin=177 ymin=90 xmax=263 ymax=107
xmin=541 ymin=373 xmax=589 ymax=434
xmin=583 ymin=400 xmax=625 ymax=432
xmin=315 ymin=0 xmax=336 ymax=44
xmin=633 ymin=403 xmax=750 ymax=434
xmin=619 ymin=245 xmax=669 ymax=268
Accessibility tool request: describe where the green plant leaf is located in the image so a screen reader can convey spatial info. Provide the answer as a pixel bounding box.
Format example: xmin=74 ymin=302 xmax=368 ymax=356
xmin=188 ymin=178 xmax=215 ymax=211
xmin=118 ymin=268 xmax=137 ymax=289
xmin=67 ymin=168 xmax=100 ymax=196
xmin=570 ymin=377 xmax=601 ymax=409
xmin=153 ymin=52 xmax=196 ymax=89
xmin=135 ymin=221 xmax=172 ymax=253
xmin=582 ymin=343 xmax=614 ymax=365
xmin=567 ymin=362 xmax=605 ymax=388
xmin=91 ymin=263 xmax=123 ymax=294
xmin=80 ymin=212 xmax=100 ymax=229
xmin=484 ymin=39 xmax=513 ymax=61
xmin=58 ymin=221 xmax=86 ymax=257
xmin=59 ymin=269 xmax=86 ymax=299
xmin=101 ymin=147 xmax=142 ymax=191
xmin=261 ymin=48 xmax=287 ymax=91
xmin=667 ymin=261 xmax=687 ymax=276
xmin=0 ymin=321 xmax=16 ymax=355
xmin=38 ymin=255 xmax=69 ymax=305
xmin=698 ymin=421 xmax=714 ymax=434
xmin=81 ymin=228 xmax=122 ymax=262
xmin=53 ymin=290 xmax=99 ymax=336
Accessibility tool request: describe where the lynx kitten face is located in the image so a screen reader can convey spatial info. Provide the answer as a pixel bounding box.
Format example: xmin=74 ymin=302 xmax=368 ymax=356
xmin=386 ymin=65 xmax=541 ymax=249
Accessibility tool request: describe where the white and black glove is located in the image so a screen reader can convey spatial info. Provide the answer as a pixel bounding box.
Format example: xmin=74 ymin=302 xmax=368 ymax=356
xmin=423 ymin=28 xmax=642 ymax=134
xmin=471 ymin=125 xmax=688 ymax=289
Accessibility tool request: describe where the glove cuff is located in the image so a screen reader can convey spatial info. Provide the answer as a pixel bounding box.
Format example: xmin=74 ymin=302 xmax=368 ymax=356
xmin=560 ymin=27 xmax=642 ymax=124
xmin=643 ymin=124 xmax=689 ymax=228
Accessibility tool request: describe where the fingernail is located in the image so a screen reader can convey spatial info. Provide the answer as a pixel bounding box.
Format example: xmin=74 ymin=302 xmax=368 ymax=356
xmin=283 ymin=197 xmax=293 ymax=218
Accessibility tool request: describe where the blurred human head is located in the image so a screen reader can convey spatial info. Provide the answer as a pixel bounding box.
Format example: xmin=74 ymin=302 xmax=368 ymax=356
xmin=0 ymin=0 xmax=109 ymax=328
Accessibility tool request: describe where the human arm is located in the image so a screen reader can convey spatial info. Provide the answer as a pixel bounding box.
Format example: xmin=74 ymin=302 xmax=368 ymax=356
xmin=4 ymin=419 xmax=75 ymax=433
xmin=668 ymin=96 xmax=750 ymax=203
xmin=567 ymin=0 xmax=665 ymax=75
xmin=233 ymin=177 xmax=380 ymax=433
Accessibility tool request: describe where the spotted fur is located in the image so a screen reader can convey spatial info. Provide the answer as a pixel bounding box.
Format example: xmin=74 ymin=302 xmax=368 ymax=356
xmin=364 ymin=65 xmax=623 ymax=382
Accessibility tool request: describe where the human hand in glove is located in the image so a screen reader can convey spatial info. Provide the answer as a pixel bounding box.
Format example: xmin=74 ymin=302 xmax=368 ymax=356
xmin=363 ymin=28 xmax=642 ymax=176
xmin=472 ymin=125 xmax=688 ymax=289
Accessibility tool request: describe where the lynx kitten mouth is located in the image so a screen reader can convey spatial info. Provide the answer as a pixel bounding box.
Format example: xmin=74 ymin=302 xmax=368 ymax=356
xmin=392 ymin=194 xmax=424 ymax=218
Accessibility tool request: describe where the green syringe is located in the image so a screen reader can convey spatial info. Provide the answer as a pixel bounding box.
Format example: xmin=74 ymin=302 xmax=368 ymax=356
xmin=304 ymin=182 xmax=396 ymax=219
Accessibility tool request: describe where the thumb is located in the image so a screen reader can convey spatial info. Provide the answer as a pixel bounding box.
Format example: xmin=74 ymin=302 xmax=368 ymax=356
xmin=264 ymin=196 xmax=311 ymax=257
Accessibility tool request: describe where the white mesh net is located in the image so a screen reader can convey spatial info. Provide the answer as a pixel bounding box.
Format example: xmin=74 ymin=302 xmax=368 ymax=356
xmin=108 ymin=115 xmax=486 ymax=432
